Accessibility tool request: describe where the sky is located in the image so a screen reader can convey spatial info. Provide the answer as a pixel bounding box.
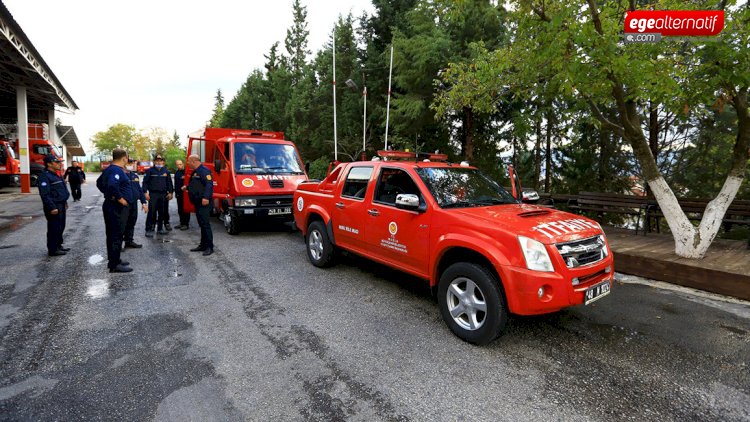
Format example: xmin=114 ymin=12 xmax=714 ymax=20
xmin=3 ymin=0 xmax=375 ymax=157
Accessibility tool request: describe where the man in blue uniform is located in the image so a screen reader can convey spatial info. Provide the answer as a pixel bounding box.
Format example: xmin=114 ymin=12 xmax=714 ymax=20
xmin=142 ymin=155 xmax=174 ymax=237
xmin=173 ymin=159 xmax=190 ymax=230
xmin=63 ymin=160 xmax=86 ymax=201
xmin=102 ymin=149 xmax=133 ymax=273
xmin=185 ymin=154 xmax=214 ymax=255
xmin=123 ymin=159 xmax=148 ymax=249
xmin=38 ymin=154 xmax=70 ymax=256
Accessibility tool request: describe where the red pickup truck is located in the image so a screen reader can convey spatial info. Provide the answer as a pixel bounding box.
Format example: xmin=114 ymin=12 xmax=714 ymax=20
xmin=293 ymin=151 xmax=614 ymax=344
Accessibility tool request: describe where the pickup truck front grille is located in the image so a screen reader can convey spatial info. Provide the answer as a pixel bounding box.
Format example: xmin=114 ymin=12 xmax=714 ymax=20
xmin=258 ymin=197 xmax=293 ymax=207
xmin=555 ymin=236 xmax=606 ymax=268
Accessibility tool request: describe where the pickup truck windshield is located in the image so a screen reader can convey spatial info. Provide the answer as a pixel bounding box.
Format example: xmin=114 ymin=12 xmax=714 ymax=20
xmin=234 ymin=142 xmax=304 ymax=175
xmin=416 ymin=167 xmax=517 ymax=208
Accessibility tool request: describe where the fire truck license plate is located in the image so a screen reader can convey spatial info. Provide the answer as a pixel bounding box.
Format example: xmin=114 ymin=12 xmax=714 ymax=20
xmin=268 ymin=207 xmax=292 ymax=215
xmin=584 ymin=281 xmax=610 ymax=305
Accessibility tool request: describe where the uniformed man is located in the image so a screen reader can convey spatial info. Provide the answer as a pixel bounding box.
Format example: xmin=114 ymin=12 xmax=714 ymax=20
xmin=142 ymin=154 xmax=174 ymax=236
xmin=123 ymin=159 xmax=148 ymax=249
xmin=38 ymin=154 xmax=70 ymax=256
xmin=185 ymin=154 xmax=214 ymax=255
xmin=101 ymin=148 xmax=133 ymax=273
xmin=173 ymin=159 xmax=190 ymax=230
xmin=63 ymin=160 xmax=86 ymax=201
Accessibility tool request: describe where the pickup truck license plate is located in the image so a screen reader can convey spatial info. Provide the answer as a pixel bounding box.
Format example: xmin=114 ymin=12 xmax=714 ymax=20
xmin=268 ymin=207 xmax=292 ymax=215
xmin=584 ymin=281 xmax=610 ymax=305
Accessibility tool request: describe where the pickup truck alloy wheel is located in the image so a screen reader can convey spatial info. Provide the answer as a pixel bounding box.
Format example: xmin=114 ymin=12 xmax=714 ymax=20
xmin=446 ymin=277 xmax=487 ymax=330
xmin=306 ymin=221 xmax=335 ymax=267
xmin=438 ymin=262 xmax=507 ymax=344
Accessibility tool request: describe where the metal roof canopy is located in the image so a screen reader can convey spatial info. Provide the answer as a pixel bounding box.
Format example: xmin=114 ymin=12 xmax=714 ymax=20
xmin=0 ymin=2 xmax=78 ymax=118
xmin=58 ymin=125 xmax=84 ymax=156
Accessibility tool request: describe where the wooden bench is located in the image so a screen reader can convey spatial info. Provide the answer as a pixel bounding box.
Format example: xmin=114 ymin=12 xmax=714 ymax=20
xmin=568 ymin=192 xmax=649 ymax=234
xmin=647 ymin=198 xmax=750 ymax=248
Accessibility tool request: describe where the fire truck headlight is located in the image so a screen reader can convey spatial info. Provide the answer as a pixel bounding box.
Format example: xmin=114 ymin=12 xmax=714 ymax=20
xmin=518 ymin=236 xmax=554 ymax=272
xmin=235 ymin=198 xmax=257 ymax=207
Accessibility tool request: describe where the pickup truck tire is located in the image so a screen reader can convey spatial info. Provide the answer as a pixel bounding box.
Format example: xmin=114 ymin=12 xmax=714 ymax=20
xmin=306 ymin=221 xmax=335 ymax=267
xmin=438 ymin=263 xmax=507 ymax=345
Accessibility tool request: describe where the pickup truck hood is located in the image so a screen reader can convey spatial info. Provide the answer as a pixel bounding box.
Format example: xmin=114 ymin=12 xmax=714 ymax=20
xmin=234 ymin=174 xmax=307 ymax=195
xmin=452 ymin=204 xmax=603 ymax=244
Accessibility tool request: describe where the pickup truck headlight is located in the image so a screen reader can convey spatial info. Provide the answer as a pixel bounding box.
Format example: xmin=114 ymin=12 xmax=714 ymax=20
xmin=518 ymin=236 xmax=554 ymax=272
xmin=599 ymin=235 xmax=609 ymax=257
xmin=235 ymin=198 xmax=256 ymax=207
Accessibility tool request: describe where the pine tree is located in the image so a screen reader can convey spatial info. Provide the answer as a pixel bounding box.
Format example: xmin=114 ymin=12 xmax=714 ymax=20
xmin=209 ymin=89 xmax=225 ymax=128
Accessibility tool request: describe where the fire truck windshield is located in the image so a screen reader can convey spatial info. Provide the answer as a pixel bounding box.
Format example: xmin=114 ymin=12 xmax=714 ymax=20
xmin=234 ymin=143 xmax=303 ymax=175
xmin=416 ymin=167 xmax=517 ymax=208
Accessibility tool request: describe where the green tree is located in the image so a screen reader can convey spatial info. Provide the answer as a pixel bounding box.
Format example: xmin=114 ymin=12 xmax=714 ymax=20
xmin=91 ymin=123 xmax=137 ymax=154
xmin=209 ymin=89 xmax=225 ymax=128
xmin=285 ymin=0 xmax=311 ymax=82
xmin=438 ymin=0 xmax=749 ymax=258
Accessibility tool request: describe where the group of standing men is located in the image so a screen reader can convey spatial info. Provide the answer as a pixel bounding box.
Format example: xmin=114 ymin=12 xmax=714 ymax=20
xmin=38 ymin=149 xmax=215 ymax=273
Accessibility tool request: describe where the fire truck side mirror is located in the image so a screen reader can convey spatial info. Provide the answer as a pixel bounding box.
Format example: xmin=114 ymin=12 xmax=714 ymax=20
xmin=214 ymin=159 xmax=222 ymax=174
xmin=395 ymin=194 xmax=425 ymax=212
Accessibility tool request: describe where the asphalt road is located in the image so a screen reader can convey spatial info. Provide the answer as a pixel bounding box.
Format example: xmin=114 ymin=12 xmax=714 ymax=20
xmin=0 ymin=181 xmax=748 ymax=421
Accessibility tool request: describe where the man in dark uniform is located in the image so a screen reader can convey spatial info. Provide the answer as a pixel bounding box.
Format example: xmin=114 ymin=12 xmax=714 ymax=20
xmin=173 ymin=159 xmax=190 ymax=230
xmin=123 ymin=159 xmax=148 ymax=249
xmin=185 ymin=154 xmax=214 ymax=255
xmin=63 ymin=160 xmax=86 ymax=201
xmin=142 ymin=154 xmax=174 ymax=237
xmin=101 ymin=148 xmax=133 ymax=273
xmin=38 ymin=154 xmax=70 ymax=256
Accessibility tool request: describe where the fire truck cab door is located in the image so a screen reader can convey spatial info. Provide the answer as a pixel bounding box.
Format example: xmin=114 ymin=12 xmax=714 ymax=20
xmin=365 ymin=167 xmax=430 ymax=277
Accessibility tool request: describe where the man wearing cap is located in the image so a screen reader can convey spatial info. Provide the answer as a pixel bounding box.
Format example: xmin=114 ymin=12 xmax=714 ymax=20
xmin=63 ymin=160 xmax=86 ymax=201
xmin=142 ymin=154 xmax=174 ymax=236
xmin=123 ymin=159 xmax=148 ymax=248
xmin=185 ymin=154 xmax=214 ymax=255
xmin=38 ymin=154 xmax=70 ymax=256
xmin=101 ymin=148 xmax=133 ymax=273
xmin=173 ymin=159 xmax=190 ymax=230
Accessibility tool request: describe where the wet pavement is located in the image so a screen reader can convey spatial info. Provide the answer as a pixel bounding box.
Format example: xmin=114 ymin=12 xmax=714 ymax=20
xmin=0 ymin=180 xmax=748 ymax=421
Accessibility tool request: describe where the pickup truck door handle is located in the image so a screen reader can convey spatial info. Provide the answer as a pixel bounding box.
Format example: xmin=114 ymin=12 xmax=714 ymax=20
xmin=368 ymin=209 xmax=380 ymax=216
xmin=335 ymin=202 xmax=345 ymax=209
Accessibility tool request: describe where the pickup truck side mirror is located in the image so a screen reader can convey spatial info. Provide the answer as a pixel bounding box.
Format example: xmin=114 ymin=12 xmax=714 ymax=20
xmin=214 ymin=159 xmax=222 ymax=175
xmin=395 ymin=194 xmax=426 ymax=212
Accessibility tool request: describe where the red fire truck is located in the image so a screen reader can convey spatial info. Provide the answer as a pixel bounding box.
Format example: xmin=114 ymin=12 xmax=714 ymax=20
xmin=0 ymin=139 xmax=20 ymax=187
xmin=1 ymin=124 xmax=64 ymax=185
xmin=293 ymin=150 xmax=614 ymax=344
xmin=183 ymin=128 xmax=308 ymax=234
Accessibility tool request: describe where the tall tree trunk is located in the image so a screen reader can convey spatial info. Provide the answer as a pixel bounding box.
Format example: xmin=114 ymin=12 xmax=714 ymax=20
xmin=646 ymin=101 xmax=659 ymax=197
xmin=545 ymin=110 xmax=553 ymax=193
xmin=534 ymin=117 xmax=542 ymax=190
xmin=462 ymin=106 xmax=475 ymax=162
xmin=597 ymin=126 xmax=607 ymax=188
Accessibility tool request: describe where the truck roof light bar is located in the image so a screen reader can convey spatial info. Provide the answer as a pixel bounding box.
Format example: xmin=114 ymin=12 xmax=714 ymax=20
xmin=376 ymin=150 xmax=448 ymax=162
xmin=231 ymin=131 xmax=284 ymax=139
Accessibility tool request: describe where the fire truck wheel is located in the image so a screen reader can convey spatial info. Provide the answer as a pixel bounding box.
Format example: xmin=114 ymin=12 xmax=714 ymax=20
xmin=30 ymin=173 xmax=38 ymax=187
xmin=223 ymin=210 xmax=240 ymax=235
xmin=306 ymin=221 xmax=335 ymax=267
xmin=438 ymin=262 xmax=507 ymax=345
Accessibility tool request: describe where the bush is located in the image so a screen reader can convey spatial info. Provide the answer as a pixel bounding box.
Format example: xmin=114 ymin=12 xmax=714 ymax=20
xmin=308 ymin=157 xmax=333 ymax=180
xmin=84 ymin=162 xmax=101 ymax=172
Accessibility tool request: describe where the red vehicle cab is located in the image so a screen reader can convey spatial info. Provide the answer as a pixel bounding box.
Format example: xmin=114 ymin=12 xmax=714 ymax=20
xmin=183 ymin=128 xmax=307 ymax=234
xmin=137 ymin=160 xmax=153 ymax=174
xmin=293 ymin=150 xmax=614 ymax=344
xmin=0 ymin=139 xmax=20 ymax=186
